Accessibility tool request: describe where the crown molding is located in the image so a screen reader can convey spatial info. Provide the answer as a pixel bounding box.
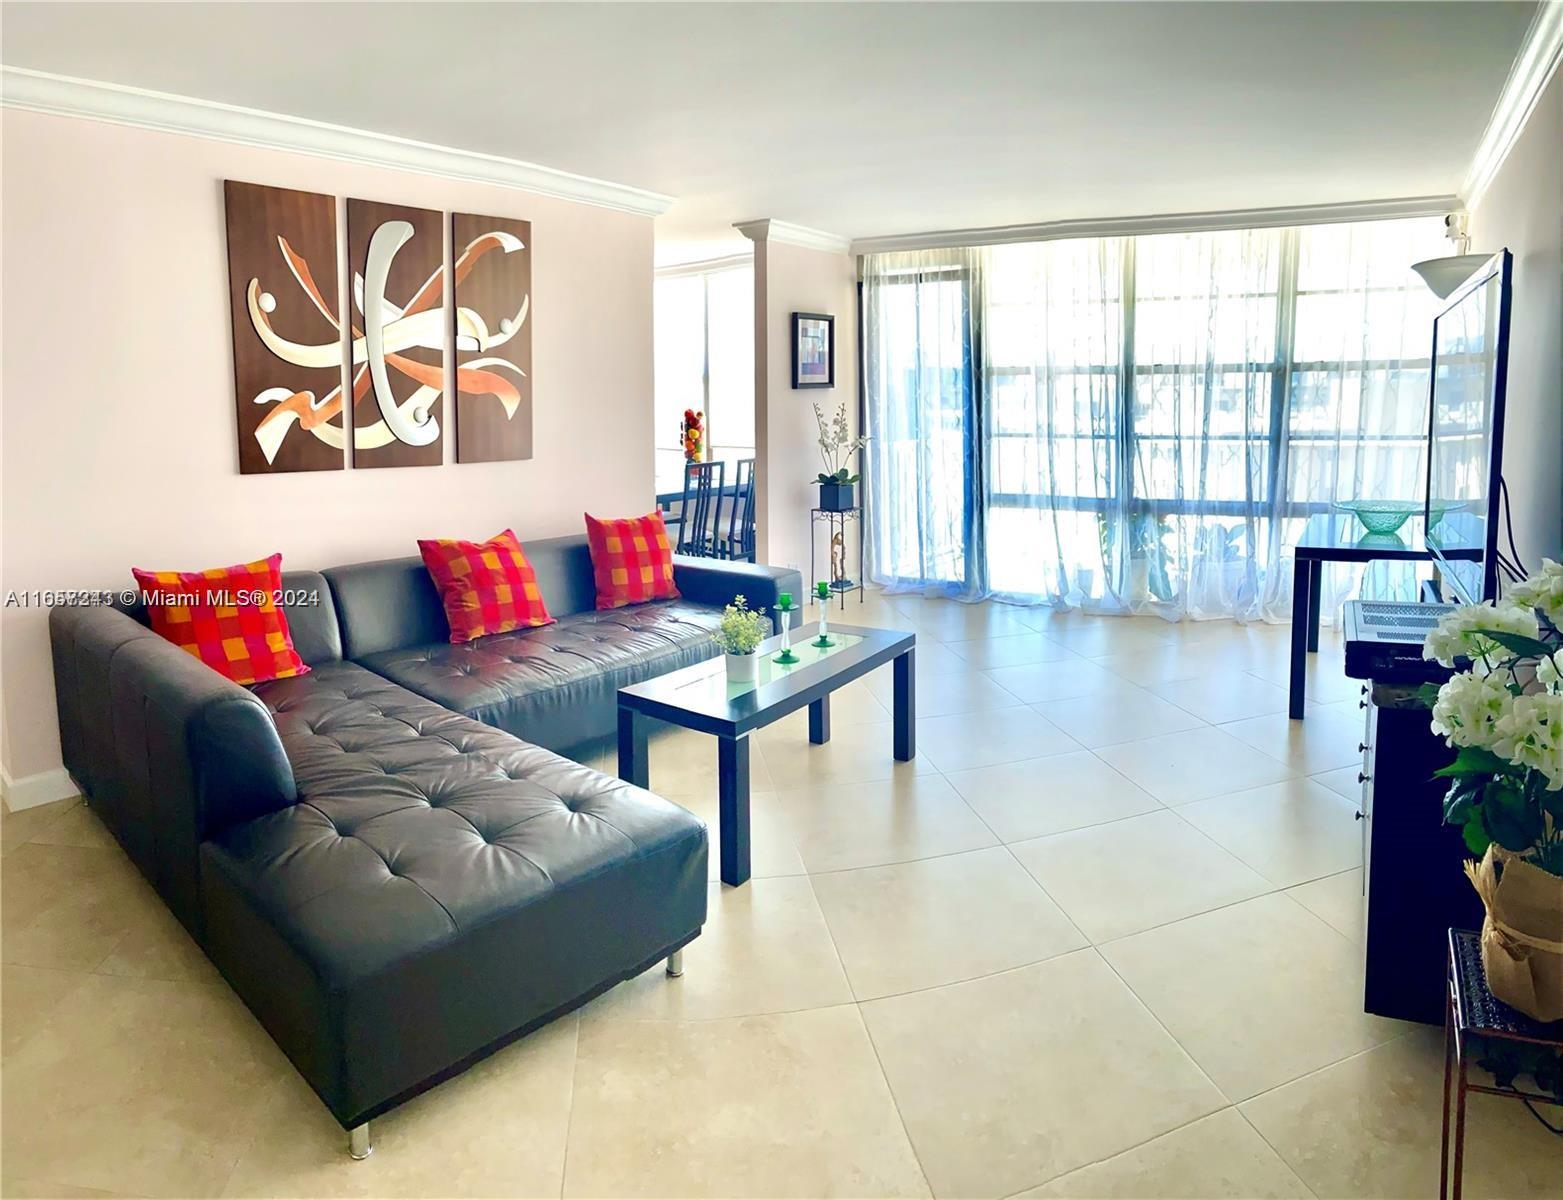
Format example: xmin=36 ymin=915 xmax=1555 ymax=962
xmin=850 ymin=195 xmax=1460 ymax=255
xmin=0 ymin=66 xmax=674 ymax=216
xmin=654 ymin=252 xmax=753 ymax=278
xmin=1461 ymin=0 xmax=1563 ymax=210
xmin=734 ymin=218 xmax=851 ymax=254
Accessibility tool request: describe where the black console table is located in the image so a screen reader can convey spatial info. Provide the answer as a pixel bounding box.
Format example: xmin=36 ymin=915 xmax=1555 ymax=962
xmin=1360 ymin=680 xmax=1484 ymax=1025
xmin=1291 ymin=513 xmax=1482 ymax=718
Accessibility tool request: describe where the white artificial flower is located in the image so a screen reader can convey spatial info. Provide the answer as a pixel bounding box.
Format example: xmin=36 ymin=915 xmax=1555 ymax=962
xmin=1492 ymin=691 xmax=1563 ymax=789
xmin=1430 ymin=669 xmax=1513 ymax=752
xmin=1538 ymin=654 xmax=1562 ymax=691
xmin=1424 ymin=601 xmax=1541 ymax=669
xmin=1507 ymin=559 xmax=1563 ymax=626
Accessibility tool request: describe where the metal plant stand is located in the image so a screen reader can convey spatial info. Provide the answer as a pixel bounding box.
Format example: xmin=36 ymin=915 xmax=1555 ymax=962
xmin=1440 ymin=928 xmax=1563 ymax=1199
xmin=810 ymin=507 xmax=864 ymax=611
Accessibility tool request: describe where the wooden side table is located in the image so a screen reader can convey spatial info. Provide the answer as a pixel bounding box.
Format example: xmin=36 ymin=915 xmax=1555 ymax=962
xmin=1440 ymin=927 xmax=1563 ymax=1199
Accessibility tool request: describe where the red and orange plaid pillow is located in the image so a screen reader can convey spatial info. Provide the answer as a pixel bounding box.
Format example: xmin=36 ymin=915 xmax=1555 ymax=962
xmin=584 ymin=511 xmax=679 ymax=610
xmin=130 ymin=553 xmax=309 ymax=686
xmin=418 ymin=529 xmax=555 ymax=643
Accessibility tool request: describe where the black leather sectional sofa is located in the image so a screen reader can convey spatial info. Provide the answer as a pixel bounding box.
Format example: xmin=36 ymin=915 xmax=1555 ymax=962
xmin=48 ymin=534 xmax=801 ymax=1156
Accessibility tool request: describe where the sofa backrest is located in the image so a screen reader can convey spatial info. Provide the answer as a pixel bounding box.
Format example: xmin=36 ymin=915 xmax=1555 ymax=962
xmin=324 ymin=533 xmax=600 ymax=659
xmin=279 ymin=570 xmax=344 ymax=666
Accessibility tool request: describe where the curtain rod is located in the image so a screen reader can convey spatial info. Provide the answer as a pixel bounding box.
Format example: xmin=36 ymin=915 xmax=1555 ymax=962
xmin=850 ymin=195 xmax=1460 ymax=257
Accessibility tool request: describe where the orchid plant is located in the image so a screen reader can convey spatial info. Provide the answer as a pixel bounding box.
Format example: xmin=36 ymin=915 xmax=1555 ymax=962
xmin=1421 ymin=559 xmax=1563 ymax=876
xmin=811 ymin=400 xmax=868 ymax=486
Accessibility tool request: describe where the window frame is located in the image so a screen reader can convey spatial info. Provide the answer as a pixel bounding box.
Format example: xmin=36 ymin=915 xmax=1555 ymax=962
xmin=982 ymin=226 xmax=1437 ymax=521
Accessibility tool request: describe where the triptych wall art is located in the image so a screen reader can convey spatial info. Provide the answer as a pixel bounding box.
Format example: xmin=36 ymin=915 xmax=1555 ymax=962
xmin=223 ymin=180 xmax=533 ymax=475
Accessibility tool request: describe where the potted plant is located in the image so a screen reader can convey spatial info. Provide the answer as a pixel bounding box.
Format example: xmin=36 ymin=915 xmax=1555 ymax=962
xmin=1194 ymin=523 xmax=1250 ymax=611
xmin=1422 ymin=559 xmax=1563 ymax=1022
xmin=715 ymin=595 xmax=768 ymax=683
xmin=811 ymin=400 xmax=867 ymax=511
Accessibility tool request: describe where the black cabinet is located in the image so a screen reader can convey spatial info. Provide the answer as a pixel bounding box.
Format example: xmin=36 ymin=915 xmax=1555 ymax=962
xmin=1360 ymin=680 xmax=1485 ymax=1025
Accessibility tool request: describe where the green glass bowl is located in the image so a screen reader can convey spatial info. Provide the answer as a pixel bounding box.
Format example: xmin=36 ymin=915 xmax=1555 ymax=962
xmin=1333 ymin=500 xmax=1447 ymax=535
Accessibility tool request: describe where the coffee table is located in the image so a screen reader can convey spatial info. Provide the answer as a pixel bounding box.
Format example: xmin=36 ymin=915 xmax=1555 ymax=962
xmin=616 ymin=622 xmax=916 ymax=886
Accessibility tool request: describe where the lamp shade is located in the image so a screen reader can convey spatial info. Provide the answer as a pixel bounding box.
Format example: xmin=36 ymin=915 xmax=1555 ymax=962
xmin=1411 ymin=253 xmax=1492 ymax=299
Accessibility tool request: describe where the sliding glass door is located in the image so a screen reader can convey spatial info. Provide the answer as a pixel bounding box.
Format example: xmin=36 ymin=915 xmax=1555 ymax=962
xmin=862 ymin=251 xmax=982 ymax=594
xmin=862 ymin=217 xmax=1446 ymax=618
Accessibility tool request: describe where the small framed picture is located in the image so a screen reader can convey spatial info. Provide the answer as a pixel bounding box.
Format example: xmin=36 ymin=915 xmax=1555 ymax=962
xmin=791 ymin=312 xmax=835 ymax=389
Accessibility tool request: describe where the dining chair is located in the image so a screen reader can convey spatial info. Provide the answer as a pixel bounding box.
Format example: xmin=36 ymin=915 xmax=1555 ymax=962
xmin=675 ymin=460 xmax=725 ymax=557
xmin=721 ymin=458 xmax=757 ymax=562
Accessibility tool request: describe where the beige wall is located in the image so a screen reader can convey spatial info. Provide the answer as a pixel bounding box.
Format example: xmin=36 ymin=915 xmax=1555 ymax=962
xmin=0 ymin=109 xmax=654 ymax=788
xmin=752 ymin=238 xmax=858 ymax=579
xmin=1468 ymin=66 xmax=1562 ymax=571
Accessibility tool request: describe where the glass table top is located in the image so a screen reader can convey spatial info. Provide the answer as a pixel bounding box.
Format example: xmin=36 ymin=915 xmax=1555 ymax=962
xmin=618 ymin=622 xmax=914 ymax=731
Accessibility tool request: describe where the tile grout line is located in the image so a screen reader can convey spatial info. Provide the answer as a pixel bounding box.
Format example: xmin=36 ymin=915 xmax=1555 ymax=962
xmin=798 ymin=869 xmax=936 ymax=1199
xmin=555 ymin=1013 xmax=584 ymax=1200
xmin=1230 ymin=1104 xmax=1322 ymax=1199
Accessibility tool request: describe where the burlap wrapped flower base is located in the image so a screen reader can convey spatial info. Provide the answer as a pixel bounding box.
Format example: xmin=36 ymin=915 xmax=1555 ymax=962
xmin=1465 ymin=844 xmax=1563 ymax=1022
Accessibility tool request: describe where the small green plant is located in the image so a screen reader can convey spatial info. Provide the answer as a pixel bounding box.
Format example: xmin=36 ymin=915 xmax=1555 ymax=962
xmin=715 ymin=596 xmax=768 ymax=656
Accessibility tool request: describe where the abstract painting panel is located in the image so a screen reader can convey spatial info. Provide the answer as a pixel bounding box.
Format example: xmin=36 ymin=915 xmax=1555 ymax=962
xmin=346 ymin=198 xmax=445 ymax=468
xmin=452 ymin=212 xmax=532 ymax=463
xmin=224 ymin=180 xmax=346 ymax=474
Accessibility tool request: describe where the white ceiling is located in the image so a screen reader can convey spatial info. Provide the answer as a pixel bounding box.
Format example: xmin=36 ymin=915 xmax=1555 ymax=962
xmin=0 ymin=2 xmax=1534 ymax=264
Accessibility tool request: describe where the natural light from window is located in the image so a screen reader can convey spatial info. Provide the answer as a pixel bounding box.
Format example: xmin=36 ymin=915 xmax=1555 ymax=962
xmin=653 ymin=264 xmax=755 ymax=497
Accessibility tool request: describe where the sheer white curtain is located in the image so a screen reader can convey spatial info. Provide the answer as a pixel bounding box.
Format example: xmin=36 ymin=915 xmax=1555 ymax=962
xmin=1263 ymin=219 xmax=1444 ymax=620
xmin=862 ymin=249 xmax=984 ymax=597
xmin=984 ymin=237 xmax=1125 ymax=605
xmin=862 ymin=216 xmax=1447 ymax=622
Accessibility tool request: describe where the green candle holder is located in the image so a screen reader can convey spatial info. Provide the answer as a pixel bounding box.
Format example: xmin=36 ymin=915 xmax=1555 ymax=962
xmin=774 ymin=598 xmax=799 ymax=664
xmin=812 ymin=582 xmax=835 ymax=647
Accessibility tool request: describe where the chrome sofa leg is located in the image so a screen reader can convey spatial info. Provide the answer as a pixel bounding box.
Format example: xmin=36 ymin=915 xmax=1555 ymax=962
xmin=666 ymin=949 xmax=684 ymax=977
xmin=348 ymin=1122 xmax=373 ymax=1160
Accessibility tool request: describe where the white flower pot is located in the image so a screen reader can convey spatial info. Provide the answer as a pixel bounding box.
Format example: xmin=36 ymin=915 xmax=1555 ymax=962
xmin=1128 ymin=559 xmax=1151 ymax=603
xmin=725 ymin=652 xmax=758 ymax=683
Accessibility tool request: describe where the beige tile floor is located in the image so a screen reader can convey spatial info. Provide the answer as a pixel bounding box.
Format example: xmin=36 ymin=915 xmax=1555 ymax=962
xmin=4 ymin=590 xmax=1561 ymax=1198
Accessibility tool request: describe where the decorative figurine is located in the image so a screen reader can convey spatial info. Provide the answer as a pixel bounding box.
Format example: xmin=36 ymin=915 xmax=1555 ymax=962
xmin=830 ymin=529 xmax=847 ymax=591
xmin=774 ymin=591 xmax=799 ymax=664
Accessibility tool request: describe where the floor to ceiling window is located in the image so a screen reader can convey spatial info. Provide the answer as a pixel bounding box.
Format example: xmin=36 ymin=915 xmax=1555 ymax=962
xmin=862 ymin=216 xmax=1446 ymax=619
xmin=653 ymin=262 xmax=755 ymax=496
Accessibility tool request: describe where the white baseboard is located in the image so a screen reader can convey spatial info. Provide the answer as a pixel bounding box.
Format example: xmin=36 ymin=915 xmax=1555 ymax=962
xmin=1 ymin=766 xmax=80 ymax=812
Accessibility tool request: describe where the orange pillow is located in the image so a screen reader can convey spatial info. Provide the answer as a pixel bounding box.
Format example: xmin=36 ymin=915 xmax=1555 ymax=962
xmin=584 ymin=511 xmax=679 ymax=610
xmin=417 ymin=529 xmax=554 ymax=643
xmin=130 ymin=553 xmax=309 ymax=686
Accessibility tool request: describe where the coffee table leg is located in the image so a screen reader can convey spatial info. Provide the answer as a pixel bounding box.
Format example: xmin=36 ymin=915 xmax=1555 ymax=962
xmin=617 ymin=707 xmax=648 ymax=788
xmin=718 ymin=735 xmax=751 ymax=887
xmin=809 ymin=696 xmax=831 ymax=745
xmin=893 ymin=649 xmax=916 ymax=761
xmin=1290 ymin=560 xmax=1309 ymax=719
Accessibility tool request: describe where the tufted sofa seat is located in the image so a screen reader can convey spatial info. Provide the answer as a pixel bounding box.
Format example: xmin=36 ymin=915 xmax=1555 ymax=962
xmin=323 ymin=534 xmax=802 ymax=753
xmin=359 ymin=601 xmax=724 ymax=750
xmin=199 ymin=660 xmax=705 ymax=1128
